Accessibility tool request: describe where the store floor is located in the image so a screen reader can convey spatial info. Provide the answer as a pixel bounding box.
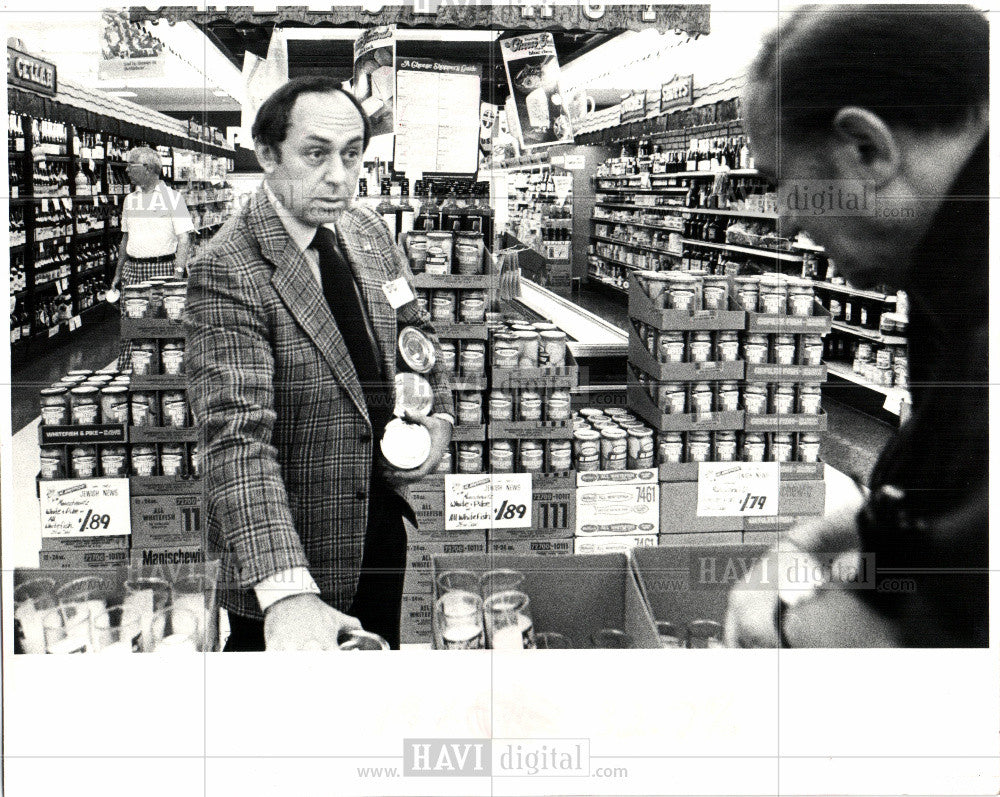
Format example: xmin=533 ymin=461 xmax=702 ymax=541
xmin=8 ymin=308 xmax=895 ymax=481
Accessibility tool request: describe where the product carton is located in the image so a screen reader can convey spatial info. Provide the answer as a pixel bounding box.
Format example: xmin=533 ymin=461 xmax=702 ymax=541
xmin=740 ymin=297 xmax=833 ymax=335
xmin=39 ymin=547 xmax=130 ymax=570
xmin=40 ymin=534 xmax=129 ymax=550
xmin=658 ymin=460 xmax=825 ymax=483
xmin=487 ymin=538 xmax=574 ymax=556
xmin=403 ymin=532 xmax=488 ymax=596
xmin=400 ymin=593 xmax=434 ymax=645
xmin=130 ymin=493 xmax=204 ymax=548
xmin=129 ymin=544 xmax=207 ymax=571
xmin=744 ymin=362 xmax=827 ymax=383
xmin=573 ymin=534 xmax=658 ymax=555
xmin=430 ymin=552 xmax=660 ymax=648
xmin=656 ymin=532 xmax=744 ymax=547
xmin=659 ymin=480 xmax=826 ymax=535
xmin=38 ymin=424 xmax=127 ymax=446
xmin=743 ymin=411 xmax=829 ymax=433
xmin=450 ymin=424 xmax=487 ymax=442
xmin=628 ymin=378 xmax=745 ymax=432
xmin=575 ymin=469 xmax=659 ymax=536
xmin=628 ymin=281 xmax=746 ymax=331
xmin=628 ymin=331 xmax=745 ymax=382
xmin=492 ymin=350 xmax=579 ymax=389
xmin=487 ymin=419 xmax=574 ymax=439
xmin=630 ymin=543 xmax=771 ymax=630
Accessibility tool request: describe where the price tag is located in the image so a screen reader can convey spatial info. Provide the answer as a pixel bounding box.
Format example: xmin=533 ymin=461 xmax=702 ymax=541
xmin=47 ymin=325 xmax=60 ymax=338
xmin=69 ymin=316 xmax=81 ymax=331
xmin=39 ymin=479 xmax=131 ymax=539
xmin=563 ymin=155 xmax=585 ymax=171
xmin=445 ymin=473 xmax=532 ymax=531
xmin=697 ymin=462 xmax=779 ymax=517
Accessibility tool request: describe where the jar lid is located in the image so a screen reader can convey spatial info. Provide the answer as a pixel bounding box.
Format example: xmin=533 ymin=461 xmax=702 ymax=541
xmin=39 ymin=387 xmax=67 ymax=396
xmin=531 ymin=322 xmax=559 ymax=331
xmin=101 ymin=386 xmax=129 ymax=395
xmin=539 ymin=330 xmax=567 ymax=341
xmin=626 ymin=426 xmax=653 ymax=438
xmin=380 ymin=418 xmax=431 ymax=470
xmin=70 ymin=386 xmax=99 ymax=395
xmin=664 ymin=273 xmax=698 ymax=285
xmin=67 ymin=370 xmax=93 ymax=377
xmin=599 ymin=426 xmax=627 ymax=440
xmin=573 ymin=428 xmax=600 ymax=441
xmin=735 ymin=275 xmax=761 ymax=285
xmin=397 ymin=326 xmax=436 ymax=374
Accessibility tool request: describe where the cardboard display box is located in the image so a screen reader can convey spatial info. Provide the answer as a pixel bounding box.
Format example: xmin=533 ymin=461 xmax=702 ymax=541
xmin=573 ymin=534 xmax=658 ymax=555
xmin=431 ymin=322 xmax=490 ymax=340
xmin=488 ymin=538 xmax=574 ymax=556
xmin=487 ymin=419 xmax=574 ymax=439
xmin=628 ymin=282 xmax=746 ymax=331
xmin=129 ymin=544 xmax=207 ymax=570
xmin=400 ymin=593 xmax=433 ymax=645
xmin=41 ymin=534 xmax=130 ymax=551
xmin=740 ymin=298 xmax=833 ymax=335
xmin=39 ymin=424 xmax=127 ymax=446
xmin=631 ymin=543 xmax=771 ymax=631
xmin=659 ymin=480 xmax=825 ymax=534
xmin=628 ymin=380 xmax=745 ymax=432
xmin=431 ymin=552 xmax=660 ymax=648
xmin=450 ymin=424 xmax=487 ymax=442
xmin=411 ymin=273 xmax=490 ymax=290
xmin=492 ymin=351 xmax=579 ymax=389
xmin=628 ymin=331 xmax=745 ymax=383
xmin=120 ymin=318 xmax=187 ymax=339
xmin=576 ymin=469 xmax=659 ymax=536
xmin=743 ymin=411 xmax=828 ymax=433
xmin=744 ymin=363 xmax=828 ymax=383
xmin=403 ymin=532 xmax=488 ymax=595
xmin=130 ymin=493 xmax=204 ymax=548
xmin=657 ymin=532 xmax=745 ymax=547
xmin=130 ymin=477 xmax=202 ymax=496
xmin=39 ymin=547 xmax=130 ymax=570
xmin=658 ymin=460 xmax=825 ymax=483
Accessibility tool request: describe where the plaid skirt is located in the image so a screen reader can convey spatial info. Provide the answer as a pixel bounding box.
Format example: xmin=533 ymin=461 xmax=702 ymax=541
xmin=117 ymin=256 xmax=177 ymax=370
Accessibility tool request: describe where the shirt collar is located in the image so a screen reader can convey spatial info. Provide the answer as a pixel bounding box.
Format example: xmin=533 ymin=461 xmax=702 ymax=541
xmin=263 ymin=180 xmax=336 ymax=254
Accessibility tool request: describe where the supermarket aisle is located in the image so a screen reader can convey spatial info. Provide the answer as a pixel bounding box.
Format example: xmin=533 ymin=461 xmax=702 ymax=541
xmin=11 ymin=310 xmax=121 ymax=434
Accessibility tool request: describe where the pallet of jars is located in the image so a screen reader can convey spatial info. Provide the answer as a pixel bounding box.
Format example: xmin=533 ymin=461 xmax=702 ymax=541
xmin=119 ymin=275 xmax=189 ymax=327
xmin=733 ymin=273 xmax=832 ymax=335
xmin=12 ymin=559 xmax=220 ymax=654
xmin=629 ymin=320 xmax=745 ymax=383
xmin=428 ymin=552 xmax=661 ymax=649
xmin=486 ymin=385 xmax=575 ymax=443
xmin=416 ymin=282 xmax=490 ymax=335
xmin=627 ymin=366 xmax=746 ymax=432
xmin=628 ymin=270 xmax=746 ymax=333
xmin=489 ymin=320 xmax=577 ymax=388
xmin=403 ymin=228 xmax=490 ymax=279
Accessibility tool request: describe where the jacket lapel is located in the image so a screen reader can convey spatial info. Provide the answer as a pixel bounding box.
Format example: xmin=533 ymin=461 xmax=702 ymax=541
xmin=247 ymin=188 xmax=370 ymax=424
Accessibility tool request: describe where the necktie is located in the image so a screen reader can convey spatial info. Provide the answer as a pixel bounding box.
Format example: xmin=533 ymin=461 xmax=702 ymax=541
xmin=311 ymin=226 xmax=392 ymax=436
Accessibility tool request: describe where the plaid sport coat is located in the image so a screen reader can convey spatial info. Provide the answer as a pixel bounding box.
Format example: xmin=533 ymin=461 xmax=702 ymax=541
xmin=185 ymin=187 xmax=453 ymax=620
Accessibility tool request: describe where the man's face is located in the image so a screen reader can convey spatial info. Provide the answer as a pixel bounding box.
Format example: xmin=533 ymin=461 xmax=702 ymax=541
xmin=258 ymin=91 xmax=365 ymax=226
xmin=744 ymin=81 xmax=894 ymax=288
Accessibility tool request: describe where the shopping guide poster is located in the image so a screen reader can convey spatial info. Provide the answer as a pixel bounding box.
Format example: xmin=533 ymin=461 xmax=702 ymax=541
xmin=353 ymin=24 xmax=396 ymax=137
xmin=500 ymin=32 xmax=574 ymax=149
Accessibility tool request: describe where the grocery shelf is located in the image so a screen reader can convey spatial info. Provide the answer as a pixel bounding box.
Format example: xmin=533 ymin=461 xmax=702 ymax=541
xmin=595 ymin=202 xmax=685 ymax=213
xmin=810 ymin=280 xmax=895 ymax=303
xmin=586 ymin=272 xmax=629 ymax=296
xmin=594 ymin=186 xmax=689 ymax=194
xmin=830 ymin=320 xmax=907 ymax=346
xmin=592 ymin=217 xmax=680 ymax=233
xmin=826 ymin=362 xmax=909 ymax=416
xmin=681 ymin=238 xmax=804 ymax=263
xmin=591 ymin=234 xmax=683 ymax=259
xmin=682 ymin=206 xmax=778 ymax=220
xmin=590 ymin=253 xmax=643 ymax=271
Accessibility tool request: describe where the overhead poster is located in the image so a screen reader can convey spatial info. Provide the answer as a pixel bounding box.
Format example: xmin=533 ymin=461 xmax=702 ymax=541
xmin=499 ymin=33 xmax=573 ymax=149
xmin=353 ymin=25 xmax=396 ymax=138
xmin=394 ymin=57 xmax=481 ymax=175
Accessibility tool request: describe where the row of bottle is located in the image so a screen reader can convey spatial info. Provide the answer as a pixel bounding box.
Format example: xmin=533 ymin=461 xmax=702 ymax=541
xmin=8 ymin=112 xmax=26 ymax=152
xmin=30 ymin=118 xmax=68 ymax=155
xmin=32 ymin=160 xmax=70 ymax=197
xmin=372 ymin=179 xmax=494 ymax=238
xmin=607 ymin=136 xmax=752 ymax=176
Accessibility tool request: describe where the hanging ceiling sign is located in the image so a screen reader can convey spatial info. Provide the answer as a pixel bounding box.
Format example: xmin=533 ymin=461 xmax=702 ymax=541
xmin=132 ymin=5 xmax=711 ymax=36
xmin=620 ymin=91 xmax=647 ymax=123
xmin=7 ymin=46 xmax=57 ymax=96
xmin=660 ymin=74 xmax=694 ymax=112
xmin=353 ymin=25 xmax=396 ymax=138
xmin=500 ymin=32 xmax=573 ymax=150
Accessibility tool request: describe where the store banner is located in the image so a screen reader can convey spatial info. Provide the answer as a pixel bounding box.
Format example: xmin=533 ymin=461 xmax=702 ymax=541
xmin=660 ymin=74 xmax=694 ymax=112
xmin=620 ymin=91 xmax=647 ymax=123
xmin=395 ymin=57 xmax=481 ymax=175
xmin=353 ymin=25 xmax=396 ymax=139
xmin=500 ymin=33 xmax=573 ymax=150
xmin=97 ymin=10 xmax=166 ymax=79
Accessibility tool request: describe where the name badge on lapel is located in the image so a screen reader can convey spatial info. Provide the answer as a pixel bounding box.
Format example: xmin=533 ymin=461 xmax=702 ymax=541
xmin=382 ymin=277 xmax=415 ymax=309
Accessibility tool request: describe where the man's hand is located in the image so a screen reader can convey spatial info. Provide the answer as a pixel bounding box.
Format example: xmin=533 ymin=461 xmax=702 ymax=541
xmin=263 ymin=593 xmax=362 ymax=651
xmin=382 ymin=412 xmax=453 ymax=486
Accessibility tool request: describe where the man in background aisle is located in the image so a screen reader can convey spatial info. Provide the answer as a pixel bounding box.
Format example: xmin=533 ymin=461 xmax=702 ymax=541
xmin=112 ymin=145 xmax=194 ymax=369
xmin=725 ymin=4 xmax=988 ymax=647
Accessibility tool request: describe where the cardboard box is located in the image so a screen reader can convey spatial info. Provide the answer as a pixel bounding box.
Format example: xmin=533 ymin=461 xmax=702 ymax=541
xmin=743 ymin=411 xmax=828 ymax=433
xmin=411 ymin=273 xmax=490 ymax=290
xmin=658 ymin=460 xmax=825 ymax=483
xmin=404 ymin=533 xmax=487 ymax=595
xmin=487 ymin=419 xmax=574 ymax=439
xmin=130 ymin=477 xmax=202 ymax=496
xmin=130 ymin=493 xmax=204 ymax=548
xmin=451 ymin=424 xmax=486 ymax=442
xmin=15 ymin=565 xmax=128 ymax=596
xmin=573 ymin=534 xmax=658 ymax=555
xmin=128 ymin=427 xmax=199 ymax=443
xmin=400 ymin=593 xmax=434 ymax=645
xmin=488 ymin=538 xmax=574 ymax=556
xmin=129 ymin=544 xmax=207 ymax=570
xmin=575 ymin=469 xmax=659 ymax=535
xmin=448 ymin=375 xmax=488 ymax=391
xmin=38 ymin=424 xmax=127 ymax=446
xmin=431 ymin=552 xmax=660 ymax=648
xmin=431 ymin=322 xmax=489 ymax=340
xmin=39 ymin=547 xmax=130 ymax=570
xmin=628 ymin=332 xmax=745 ymax=382
xmin=629 ymin=282 xmax=746 ymax=331
xmin=492 ymin=351 xmax=579 ymax=389
xmin=659 ymin=480 xmax=826 ymax=535
xmin=120 ymin=318 xmax=187 ymax=339
xmin=630 ymin=543 xmax=771 ymax=629
xmin=744 ymin=363 xmax=827 ymax=383
xmin=129 ymin=375 xmax=188 ymax=390
xmin=741 ymin=298 xmax=833 ymax=334
xmin=41 ymin=534 xmax=130 ymax=550
xmin=657 ymin=532 xmax=744 ymax=547
xmin=628 ymin=379 xmax=745 ymax=432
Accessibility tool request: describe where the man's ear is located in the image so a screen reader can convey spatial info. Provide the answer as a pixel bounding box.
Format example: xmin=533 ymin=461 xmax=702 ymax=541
xmin=831 ymin=107 xmax=901 ymax=186
xmin=255 ymin=142 xmax=278 ymax=174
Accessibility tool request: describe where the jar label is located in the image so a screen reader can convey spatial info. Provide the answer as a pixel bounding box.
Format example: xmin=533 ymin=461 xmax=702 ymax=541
xmin=72 ymin=404 xmax=99 ymax=425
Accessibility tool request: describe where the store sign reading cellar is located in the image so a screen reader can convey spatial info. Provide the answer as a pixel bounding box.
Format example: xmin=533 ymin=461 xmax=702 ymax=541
xmin=7 ymin=46 xmax=57 ymax=96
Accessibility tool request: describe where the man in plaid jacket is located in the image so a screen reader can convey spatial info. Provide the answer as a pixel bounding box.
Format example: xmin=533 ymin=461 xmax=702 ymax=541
xmin=186 ymin=77 xmax=454 ymax=651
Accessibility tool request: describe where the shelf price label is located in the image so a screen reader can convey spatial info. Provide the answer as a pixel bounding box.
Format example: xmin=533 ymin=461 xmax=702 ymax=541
xmin=445 ymin=473 xmax=532 ymax=530
xmin=69 ymin=315 xmax=81 ymax=331
xmin=39 ymin=478 xmax=131 ymax=539
xmin=697 ymin=462 xmax=779 ymax=517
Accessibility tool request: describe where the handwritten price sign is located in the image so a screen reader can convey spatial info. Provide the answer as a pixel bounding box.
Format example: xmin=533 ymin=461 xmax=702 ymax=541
xmin=445 ymin=473 xmax=532 ymax=531
xmin=696 ymin=462 xmax=779 ymax=517
xmin=39 ymin=479 xmax=131 ymax=539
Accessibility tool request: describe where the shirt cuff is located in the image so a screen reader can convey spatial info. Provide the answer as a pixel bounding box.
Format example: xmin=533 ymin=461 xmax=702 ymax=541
xmin=254 ymin=567 xmax=321 ymax=614
xmin=434 ymin=413 xmax=455 ymax=426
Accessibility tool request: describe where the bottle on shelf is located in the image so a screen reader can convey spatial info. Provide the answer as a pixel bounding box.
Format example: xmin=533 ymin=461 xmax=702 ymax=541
xmin=414 ymin=181 xmax=438 ymax=231
xmin=440 ymin=187 xmax=461 ymax=232
xmin=398 ymin=178 xmax=415 ymax=237
xmin=376 ymin=178 xmax=398 ymax=242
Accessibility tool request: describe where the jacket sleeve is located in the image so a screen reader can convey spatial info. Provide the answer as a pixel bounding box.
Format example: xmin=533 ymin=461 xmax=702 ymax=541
xmin=388 ymin=237 xmax=455 ymax=420
xmin=185 ymin=243 xmax=311 ymax=590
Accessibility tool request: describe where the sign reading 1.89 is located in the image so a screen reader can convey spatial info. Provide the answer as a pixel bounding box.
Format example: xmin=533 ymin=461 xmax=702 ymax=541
xmin=39 ymin=479 xmax=131 ymax=540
